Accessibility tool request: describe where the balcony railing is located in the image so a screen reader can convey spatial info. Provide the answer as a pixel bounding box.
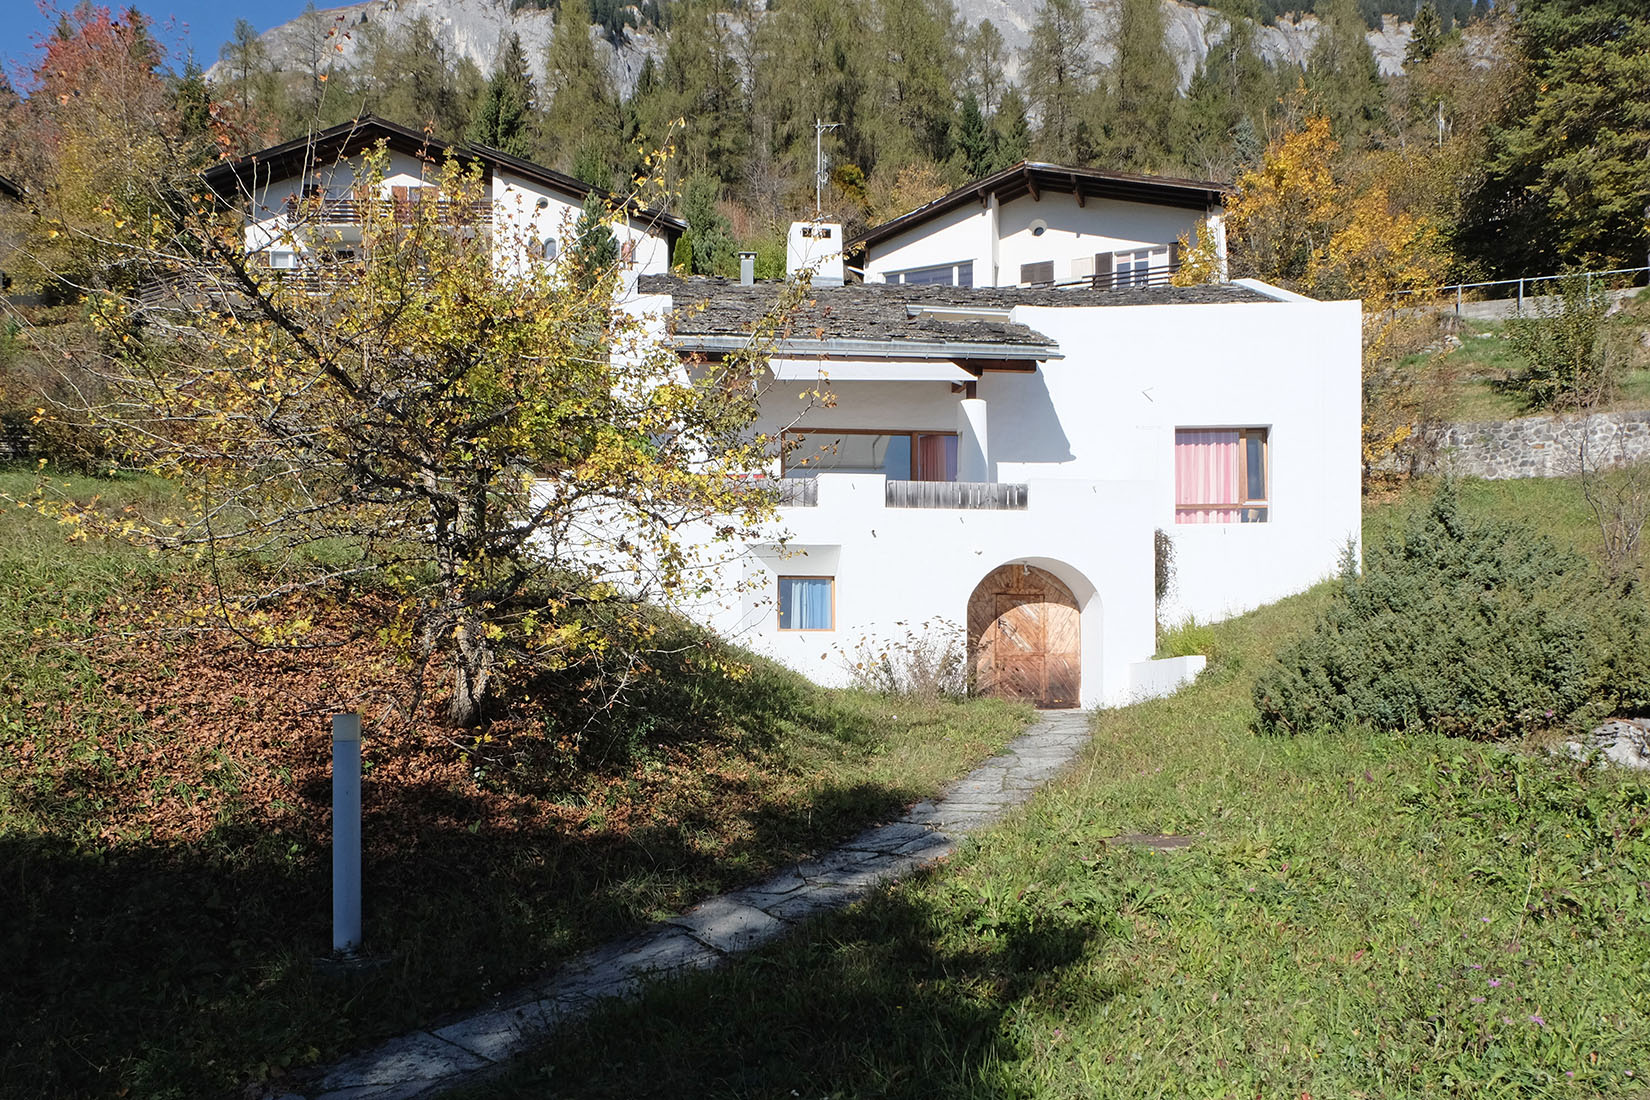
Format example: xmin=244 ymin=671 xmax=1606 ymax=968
xmin=1025 ymin=262 xmax=1187 ymax=292
xmin=886 ymin=480 xmax=1028 ymax=510
xmin=276 ymin=197 xmax=493 ymax=228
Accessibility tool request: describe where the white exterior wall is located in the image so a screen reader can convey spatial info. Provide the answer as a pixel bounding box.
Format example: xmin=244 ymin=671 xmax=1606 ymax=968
xmin=865 ymin=192 xmax=1212 ymax=288
xmin=493 ymin=168 xmax=672 ymax=277
xmin=238 ymin=160 xmax=673 ymax=277
xmin=673 ymin=291 xmax=1361 ymax=706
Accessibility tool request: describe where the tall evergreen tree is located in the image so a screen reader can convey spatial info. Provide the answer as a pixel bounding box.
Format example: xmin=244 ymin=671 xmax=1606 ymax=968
xmin=1462 ymin=0 xmax=1650 ymax=271
xmin=990 ymin=86 xmax=1033 ymax=173
xmin=469 ymin=33 xmax=537 ymax=158
xmin=954 ymin=91 xmax=993 ymax=179
xmin=679 ymin=173 xmax=735 ymax=275
xmin=1181 ymin=0 xmax=1276 ymax=178
xmin=865 ymin=0 xmax=963 ymax=169
xmin=1305 ymin=0 xmax=1385 ymax=141
xmin=965 ymin=20 xmax=1009 ymax=115
xmin=1405 ymin=0 xmax=1443 ymax=65
xmin=542 ymin=0 xmax=625 ymax=176
xmin=1022 ymin=0 xmax=1095 ymax=163
xmin=1095 ymin=0 xmax=1186 ymax=173
xmin=568 ymin=189 xmax=619 ymax=288
xmin=634 ymin=0 xmax=750 ymax=185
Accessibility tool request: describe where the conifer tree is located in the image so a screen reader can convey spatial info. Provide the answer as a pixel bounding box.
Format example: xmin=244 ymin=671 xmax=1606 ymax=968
xmin=965 ymin=20 xmax=1009 ymax=116
xmin=569 ymin=189 xmax=620 ymax=289
xmin=1405 ymin=0 xmax=1443 ymax=65
xmin=990 ymin=86 xmax=1033 ymax=173
xmin=469 ymin=33 xmax=537 ymax=158
xmin=542 ymin=0 xmax=625 ymax=176
xmin=954 ymin=91 xmax=993 ymax=179
xmin=680 ymin=174 xmax=735 ymax=275
xmin=1097 ymin=0 xmax=1186 ymax=173
xmin=1305 ymin=0 xmax=1384 ymax=140
xmin=865 ymin=0 xmax=962 ymax=169
xmin=1022 ymin=0 xmax=1095 ymax=163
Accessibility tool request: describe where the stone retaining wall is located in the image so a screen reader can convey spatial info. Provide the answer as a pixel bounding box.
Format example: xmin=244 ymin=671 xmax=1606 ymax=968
xmin=1415 ymin=410 xmax=1650 ymax=480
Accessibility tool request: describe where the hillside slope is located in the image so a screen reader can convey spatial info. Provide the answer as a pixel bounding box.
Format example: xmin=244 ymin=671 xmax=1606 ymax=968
xmin=216 ymin=0 xmax=1423 ymax=101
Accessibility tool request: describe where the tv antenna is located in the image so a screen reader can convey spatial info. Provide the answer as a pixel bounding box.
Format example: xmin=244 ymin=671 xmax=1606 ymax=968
xmin=815 ymin=118 xmax=841 ymax=218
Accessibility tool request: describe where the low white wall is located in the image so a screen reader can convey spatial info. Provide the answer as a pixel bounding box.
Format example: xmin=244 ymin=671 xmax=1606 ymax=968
xmin=1127 ymin=655 xmax=1206 ymax=701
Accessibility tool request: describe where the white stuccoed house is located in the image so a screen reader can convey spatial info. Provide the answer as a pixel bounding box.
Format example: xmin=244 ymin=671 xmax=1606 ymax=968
xmin=200 ymin=116 xmax=683 ymax=282
xmin=637 ymin=166 xmax=1359 ymax=709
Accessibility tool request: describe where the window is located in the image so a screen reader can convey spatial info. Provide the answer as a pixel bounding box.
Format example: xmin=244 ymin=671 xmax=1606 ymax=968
xmin=1175 ymin=428 xmax=1269 ymax=523
xmin=781 ymin=429 xmax=957 ymax=481
xmin=1020 ymin=260 xmax=1054 ymax=286
xmin=892 ymin=261 xmax=973 ymax=287
xmin=778 ymin=576 xmax=833 ymax=630
xmin=539 ymin=237 xmax=559 ymax=261
xmin=1094 ymin=244 xmax=1177 ymax=290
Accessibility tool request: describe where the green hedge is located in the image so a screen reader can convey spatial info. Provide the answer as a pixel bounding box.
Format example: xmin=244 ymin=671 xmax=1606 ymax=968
xmin=1253 ymin=482 xmax=1650 ymax=738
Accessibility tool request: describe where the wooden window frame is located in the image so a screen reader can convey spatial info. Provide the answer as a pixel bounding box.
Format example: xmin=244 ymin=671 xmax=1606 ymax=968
xmin=777 ymin=575 xmax=835 ymax=632
xmin=780 ymin=428 xmax=958 ymax=479
xmin=1174 ymin=426 xmax=1270 ymax=523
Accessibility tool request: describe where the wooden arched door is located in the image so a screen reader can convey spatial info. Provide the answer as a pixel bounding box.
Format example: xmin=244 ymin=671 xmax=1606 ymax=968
xmin=968 ymin=565 xmax=1080 ymax=708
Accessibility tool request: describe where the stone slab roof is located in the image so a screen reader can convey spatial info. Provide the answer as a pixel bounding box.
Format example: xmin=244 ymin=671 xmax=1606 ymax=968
xmin=640 ymin=276 xmax=1273 ymax=348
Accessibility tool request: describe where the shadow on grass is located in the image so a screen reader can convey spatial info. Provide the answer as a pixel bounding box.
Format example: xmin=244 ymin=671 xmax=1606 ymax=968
xmin=479 ymin=885 xmax=1119 ymax=1100
xmin=0 ymin=770 xmax=921 ymax=1100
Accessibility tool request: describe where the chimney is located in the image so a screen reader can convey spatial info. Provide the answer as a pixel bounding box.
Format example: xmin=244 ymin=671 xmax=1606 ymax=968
xmin=738 ymin=251 xmax=756 ymax=286
xmin=786 ymin=220 xmax=845 ymax=286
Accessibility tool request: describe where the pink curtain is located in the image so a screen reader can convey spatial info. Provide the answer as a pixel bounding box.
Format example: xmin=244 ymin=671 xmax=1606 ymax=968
xmin=915 ymin=434 xmax=957 ymax=482
xmin=1175 ymin=429 xmax=1241 ymax=524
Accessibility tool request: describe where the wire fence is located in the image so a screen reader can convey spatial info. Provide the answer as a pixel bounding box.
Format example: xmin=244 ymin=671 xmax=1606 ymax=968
xmin=1390 ymin=265 xmax=1650 ymax=318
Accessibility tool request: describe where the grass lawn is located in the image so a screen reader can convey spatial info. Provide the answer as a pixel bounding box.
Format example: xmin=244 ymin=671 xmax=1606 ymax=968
xmin=0 ymin=466 xmax=1033 ymax=1099
xmin=1431 ymin=317 xmax=1650 ymax=423
xmin=473 ymin=476 xmax=1650 ymax=1099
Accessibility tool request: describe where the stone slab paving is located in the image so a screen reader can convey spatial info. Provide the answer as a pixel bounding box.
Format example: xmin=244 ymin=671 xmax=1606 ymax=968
xmin=270 ymin=708 xmax=1093 ymax=1100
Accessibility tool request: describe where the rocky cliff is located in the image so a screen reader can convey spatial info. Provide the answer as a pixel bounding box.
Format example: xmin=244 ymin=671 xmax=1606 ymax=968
xmin=218 ymin=0 xmax=1422 ymax=99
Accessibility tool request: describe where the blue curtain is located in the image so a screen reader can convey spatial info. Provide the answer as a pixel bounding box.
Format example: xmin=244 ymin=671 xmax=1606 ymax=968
xmin=780 ymin=577 xmax=832 ymax=630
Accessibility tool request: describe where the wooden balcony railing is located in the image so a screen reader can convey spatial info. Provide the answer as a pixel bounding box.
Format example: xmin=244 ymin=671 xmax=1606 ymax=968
xmin=276 ymin=197 xmax=493 ymax=228
xmin=886 ymin=480 xmax=1028 ymax=510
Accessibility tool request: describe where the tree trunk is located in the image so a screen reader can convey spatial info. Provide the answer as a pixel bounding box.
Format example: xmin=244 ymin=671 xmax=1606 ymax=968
xmin=448 ymin=609 xmax=495 ymax=727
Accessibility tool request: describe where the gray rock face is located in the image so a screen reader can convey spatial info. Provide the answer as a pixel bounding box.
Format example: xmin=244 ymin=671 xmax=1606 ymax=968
xmin=215 ymin=0 xmax=1437 ymax=106
xmin=1585 ymin=719 xmax=1650 ymax=770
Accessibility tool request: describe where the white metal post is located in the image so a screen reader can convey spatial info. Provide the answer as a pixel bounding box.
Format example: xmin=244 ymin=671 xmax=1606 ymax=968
xmin=332 ymin=713 xmax=362 ymax=955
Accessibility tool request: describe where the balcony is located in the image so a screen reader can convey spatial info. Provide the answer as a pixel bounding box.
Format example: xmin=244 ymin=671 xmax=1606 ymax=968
xmin=757 ymin=474 xmax=1028 ymax=511
xmin=885 ymin=480 xmax=1027 ymax=510
xmin=277 ymin=197 xmax=494 ymax=229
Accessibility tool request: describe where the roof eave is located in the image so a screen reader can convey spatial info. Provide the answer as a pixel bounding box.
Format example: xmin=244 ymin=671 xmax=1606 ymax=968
xmin=671 ymin=335 xmax=1064 ymax=361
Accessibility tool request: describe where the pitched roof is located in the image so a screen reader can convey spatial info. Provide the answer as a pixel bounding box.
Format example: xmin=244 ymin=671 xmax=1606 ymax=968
xmin=639 ymin=276 xmax=1272 ymax=357
xmin=201 ymin=116 xmax=685 ymax=237
xmin=847 ymin=161 xmax=1229 ymax=252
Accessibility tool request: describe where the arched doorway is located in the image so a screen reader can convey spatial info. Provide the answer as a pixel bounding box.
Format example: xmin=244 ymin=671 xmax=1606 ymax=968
xmin=967 ymin=564 xmax=1080 ymax=708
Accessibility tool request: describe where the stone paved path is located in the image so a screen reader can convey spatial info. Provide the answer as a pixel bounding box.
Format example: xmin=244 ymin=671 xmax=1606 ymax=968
xmin=272 ymin=708 xmax=1093 ymax=1100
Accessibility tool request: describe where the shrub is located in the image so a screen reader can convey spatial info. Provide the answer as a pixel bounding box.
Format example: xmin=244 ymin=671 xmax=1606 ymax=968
xmin=1253 ymin=480 xmax=1650 ymax=739
xmin=838 ymin=618 xmax=967 ymax=699
xmin=1503 ymin=274 xmax=1615 ymax=410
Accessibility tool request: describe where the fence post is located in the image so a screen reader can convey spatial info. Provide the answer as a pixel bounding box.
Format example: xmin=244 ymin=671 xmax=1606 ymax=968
xmin=1455 ymin=284 xmax=1462 ymax=318
xmin=332 ymin=713 xmax=362 ymax=956
xmin=1517 ymin=278 xmax=1523 ymax=316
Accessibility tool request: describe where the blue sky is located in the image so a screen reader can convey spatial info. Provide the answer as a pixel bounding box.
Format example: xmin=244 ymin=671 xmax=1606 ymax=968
xmin=0 ymin=1 xmax=322 ymax=79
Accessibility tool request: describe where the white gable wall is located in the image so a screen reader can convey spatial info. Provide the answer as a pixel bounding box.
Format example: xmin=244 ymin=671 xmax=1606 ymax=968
xmin=865 ymin=192 xmax=1211 ymax=288
xmin=493 ymin=168 xmax=673 ymax=278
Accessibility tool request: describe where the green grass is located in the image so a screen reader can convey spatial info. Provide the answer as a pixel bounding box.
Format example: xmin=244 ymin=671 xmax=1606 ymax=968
xmin=474 ymin=476 xmax=1650 ymax=1099
xmin=0 ymin=465 xmax=1034 ymax=1099
xmin=1431 ymin=318 xmax=1650 ymax=422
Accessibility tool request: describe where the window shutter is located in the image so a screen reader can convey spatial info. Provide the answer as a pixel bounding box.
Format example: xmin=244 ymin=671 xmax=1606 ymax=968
xmin=1020 ymin=260 xmax=1054 ymax=286
xmin=1094 ymin=252 xmax=1114 ymax=290
xmin=1169 ymin=240 xmax=1182 ymax=271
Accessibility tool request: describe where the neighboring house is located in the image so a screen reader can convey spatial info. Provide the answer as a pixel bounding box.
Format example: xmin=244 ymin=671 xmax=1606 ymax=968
xmin=637 ymin=215 xmax=1358 ymax=709
xmin=849 ymin=161 xmax=1228 ymax=291
xmin=0 ymin=172 xmax=21 ymax=291
xmin=201 ymin=117 xmax=683 ymax=282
